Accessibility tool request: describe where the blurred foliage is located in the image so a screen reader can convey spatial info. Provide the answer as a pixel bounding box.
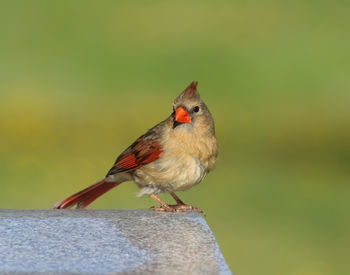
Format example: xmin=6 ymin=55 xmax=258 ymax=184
xmin=0 ymin=1 xmax=349 ymax=274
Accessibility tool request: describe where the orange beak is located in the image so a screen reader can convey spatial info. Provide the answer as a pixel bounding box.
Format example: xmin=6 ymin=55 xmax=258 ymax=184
xmin=175 ymin=106 xmax=192 ymax=123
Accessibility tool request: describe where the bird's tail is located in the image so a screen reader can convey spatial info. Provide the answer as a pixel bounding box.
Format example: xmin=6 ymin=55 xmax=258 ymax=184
xmin=53 ymin=178 xmax=121 ymax=209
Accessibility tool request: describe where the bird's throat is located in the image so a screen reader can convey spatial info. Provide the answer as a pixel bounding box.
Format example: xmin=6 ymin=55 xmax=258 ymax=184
xmin=173 ymin=120 xmax=182 ymax=129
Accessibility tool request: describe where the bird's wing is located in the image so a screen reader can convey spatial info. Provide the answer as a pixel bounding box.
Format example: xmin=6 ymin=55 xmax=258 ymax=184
xmin=106 ymin=134 xmax=163 ymax=176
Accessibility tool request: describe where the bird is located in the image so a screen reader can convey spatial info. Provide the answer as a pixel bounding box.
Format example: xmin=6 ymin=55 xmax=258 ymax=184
xmin=53 ymin=81 xmax=218 ymax=212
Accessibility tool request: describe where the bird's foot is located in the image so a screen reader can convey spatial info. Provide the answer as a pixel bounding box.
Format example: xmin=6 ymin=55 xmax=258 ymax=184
xmin=150 ymin=204 xmax=203 ymax=214
xmin=148 ymin=193 xmax=203 ymax=214
xmin=149 ymin=205 xmax=175 ymax=212
xmin=171 ymin=203 xmax=203 ymax=214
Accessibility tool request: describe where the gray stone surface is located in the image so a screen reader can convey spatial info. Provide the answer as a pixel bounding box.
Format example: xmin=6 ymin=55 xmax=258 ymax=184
xmin=0 ymin=209 xmax=231 ymax=275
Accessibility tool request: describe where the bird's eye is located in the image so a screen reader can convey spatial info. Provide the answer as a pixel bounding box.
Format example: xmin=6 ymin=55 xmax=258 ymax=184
xmin=193 ymin=106 xmax=200 ymax=113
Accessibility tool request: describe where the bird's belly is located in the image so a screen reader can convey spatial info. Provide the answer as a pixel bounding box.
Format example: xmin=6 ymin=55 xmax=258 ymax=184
xmin=133 ymin=154 xmax=206 ymax=194
xmin=164 ymin=158 xmax=206 ymax=191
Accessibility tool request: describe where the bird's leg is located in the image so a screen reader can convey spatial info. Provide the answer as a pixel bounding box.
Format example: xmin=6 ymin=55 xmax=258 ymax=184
xmin=170 ymin=192 xmax=185 ymax=205
xmin=149 ymin=193 xmax=174 ymax=212
xmin=169 ymin=192 xmax=203 ymax=213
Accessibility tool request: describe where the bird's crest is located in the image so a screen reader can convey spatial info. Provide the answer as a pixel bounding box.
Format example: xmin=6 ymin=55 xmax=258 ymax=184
xmin=174 ymin=81 xmax=201 ymax=104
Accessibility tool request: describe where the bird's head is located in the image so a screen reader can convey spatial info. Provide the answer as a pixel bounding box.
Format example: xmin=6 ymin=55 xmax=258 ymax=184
xmin=172 ymin=81 xmax=214 ymax=133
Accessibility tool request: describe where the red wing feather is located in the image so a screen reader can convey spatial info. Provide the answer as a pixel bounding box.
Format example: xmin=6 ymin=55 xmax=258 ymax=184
xmin=106 ymin=135 xmax=162 ymax=176
xmin=116 ymin=153 xmax=138 ymax=170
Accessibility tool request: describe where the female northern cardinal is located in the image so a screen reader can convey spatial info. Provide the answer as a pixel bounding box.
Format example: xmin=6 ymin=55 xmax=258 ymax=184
xmin=53 ymin=81 xmax=218 ymax=212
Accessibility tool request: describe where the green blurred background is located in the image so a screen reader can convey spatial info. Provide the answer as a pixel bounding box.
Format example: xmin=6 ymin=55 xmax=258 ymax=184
xmin=0 ymin=1 xmax=349 ymax=274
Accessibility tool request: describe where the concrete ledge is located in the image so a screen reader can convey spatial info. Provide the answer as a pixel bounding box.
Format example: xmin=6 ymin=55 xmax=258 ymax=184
xmin=0 ymin=209 xmax=231 ymax=274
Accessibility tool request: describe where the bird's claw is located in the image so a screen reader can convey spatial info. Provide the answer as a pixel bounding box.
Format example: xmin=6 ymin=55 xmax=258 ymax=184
xmin=149 ymin=206 xmax=175 ymax=212
xmin=150 ymin=204 xmax=203 ymax=214
xmin=172 ymin=204 xmax=204 ymax=214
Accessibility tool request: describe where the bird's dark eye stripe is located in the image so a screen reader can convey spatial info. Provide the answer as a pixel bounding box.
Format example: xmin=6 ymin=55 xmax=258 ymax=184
xmin=193 ymin=106 xmax=200 ymax=112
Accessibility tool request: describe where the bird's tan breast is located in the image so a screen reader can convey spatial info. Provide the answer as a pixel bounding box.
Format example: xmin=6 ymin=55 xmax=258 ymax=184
xmin=164 ymin=129 xmax=218 ymax=172
xmin=133 ymin=123 xmax=218 ymax=194
xmin=155 ymin=128 xmax=217 ymax=190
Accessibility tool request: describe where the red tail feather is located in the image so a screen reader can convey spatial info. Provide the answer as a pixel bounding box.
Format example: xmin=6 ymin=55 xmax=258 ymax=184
xmin=53 ymin=178 xmax=121 ymax=209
